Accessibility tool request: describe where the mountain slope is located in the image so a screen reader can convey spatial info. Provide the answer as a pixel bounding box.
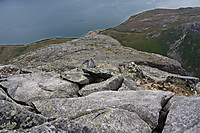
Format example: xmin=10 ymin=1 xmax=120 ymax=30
xmin=102 ymin=7 xmax=200 ymax=78
xmin=9 ymin=34 xmax=186 ymax=75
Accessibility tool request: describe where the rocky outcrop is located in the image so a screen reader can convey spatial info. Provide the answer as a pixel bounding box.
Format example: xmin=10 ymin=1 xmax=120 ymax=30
xmin=0 ymin=34 xmax=199 ymax=132
xmin=10 ymin=35 xmax=185 ymax=76
xmin=33 ymin=90 xmax=174 ymax=132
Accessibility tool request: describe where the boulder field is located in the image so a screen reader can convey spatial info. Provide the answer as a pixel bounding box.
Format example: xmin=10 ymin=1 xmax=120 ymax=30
xmin=0 ymin=35 xmax=199 ymax=132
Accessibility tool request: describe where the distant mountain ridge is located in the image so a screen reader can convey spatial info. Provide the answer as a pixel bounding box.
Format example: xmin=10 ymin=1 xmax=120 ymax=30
xmin=102 ymin=7 xmax=200 ymax=78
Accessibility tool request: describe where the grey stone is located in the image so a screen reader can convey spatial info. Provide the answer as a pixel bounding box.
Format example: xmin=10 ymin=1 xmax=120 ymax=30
xmin=78 ymin=74 xmax=123 ymax=96
xmin=137 ymin=65 xmax=178 ymax=82
xmin=75 ymin=107 xmax=151 ymax=133
xmin=0 ymin=72 xmax=79 ymax=103
xmin=118 ymin=77 xmax=145 ymax=91
xmin=33 ymin=90 xmax=174 ymax=131
xmin=0 ymin=100 xmax=48 ymax=131
xmin=163 ymin=96 xmax=200 ymax=133
xmin=61 ymin=68 xmax=90 ymax=85
xmin=8 ymin=118 xmax=93 ymax=133
xmin=80 ymin=58 xmax=96 ymax=69
xmin=82 ymin=68 xmax=118 ymax=79
xmin=166 ymin=75 xmax=199 ymax=90
xmin=196 ymin=82 xmax=200 ymax=92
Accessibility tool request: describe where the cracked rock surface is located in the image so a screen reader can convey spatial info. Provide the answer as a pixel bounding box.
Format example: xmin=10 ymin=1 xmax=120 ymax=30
xmin=163 ymin=96 xmax=200 ymax=133
xmin=33 ymin=90 xmax=174 ymax=132
xmin=0 ymin=34 xmax=200 ymax=132
xmin=0 ymin=72 xmax=80 ymax=103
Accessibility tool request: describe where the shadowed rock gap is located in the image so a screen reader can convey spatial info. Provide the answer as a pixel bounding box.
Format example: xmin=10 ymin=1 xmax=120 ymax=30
xmin=0 ymin=84 xmax=41 ymax=114
xmin=152 ymin=95 xmax=174 ymax=133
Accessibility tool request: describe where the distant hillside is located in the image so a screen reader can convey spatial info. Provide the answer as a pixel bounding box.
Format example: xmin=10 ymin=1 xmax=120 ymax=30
xmin=0 ymin=37 xmax=74 ymax=64
xmin=102 ymin=7 xmax=200 ymax=78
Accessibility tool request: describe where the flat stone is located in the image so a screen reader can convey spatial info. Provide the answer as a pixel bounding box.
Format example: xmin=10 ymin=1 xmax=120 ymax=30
xmin=78 ymin=74 xmax=123 ymax=96
xmin=0 ymin=72 xmax=79 ymax=103
xmin=75 ymin=107 xmax=151 ymax=133
xmin=61 ymin=68 xmax=90 ymax=85
xmin=82 ymin=68 xmax=118 ymax=79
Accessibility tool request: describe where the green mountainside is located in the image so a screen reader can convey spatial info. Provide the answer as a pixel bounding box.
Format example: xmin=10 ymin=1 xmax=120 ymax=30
xmin=102 ymin=7 xmax=200 ymax=78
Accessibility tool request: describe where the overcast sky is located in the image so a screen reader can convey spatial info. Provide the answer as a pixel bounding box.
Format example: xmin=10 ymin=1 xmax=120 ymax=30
xmin=0 ymin=0 xmax=199 ymax=44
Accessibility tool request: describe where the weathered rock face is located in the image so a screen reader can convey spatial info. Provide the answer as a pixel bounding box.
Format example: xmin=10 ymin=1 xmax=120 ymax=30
xmin=0 ymin=34 xmax=199 ymax=132
xmin=6 ymin=118 xmax=93 ymax=133
xmin=0 ymin=100 xmax=48 ymax=131
xmin=10 ymin=35 xmax=185 ymax=76
xmin=33 ymin=90 xmax=174 ymax=132
xmin=163 ymin=96 xmax=200 ymax=133
xmin=0 ymin=91 xmax=94 ymax=133
xmin=75 ymin=107 xmax=152 ymax=133
xmin=0 ymin=72 xmax=80 ymax=103
xmin=0 ymin=92 xmax=49 ymax=131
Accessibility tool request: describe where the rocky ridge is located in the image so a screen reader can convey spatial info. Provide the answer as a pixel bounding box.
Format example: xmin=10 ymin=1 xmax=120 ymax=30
xmin=0 ymin=34 xmax=199 ymax=132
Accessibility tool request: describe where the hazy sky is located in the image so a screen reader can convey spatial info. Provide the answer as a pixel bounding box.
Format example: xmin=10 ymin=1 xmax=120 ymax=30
xmin=0 ymin=0 xmax=199 ymax=44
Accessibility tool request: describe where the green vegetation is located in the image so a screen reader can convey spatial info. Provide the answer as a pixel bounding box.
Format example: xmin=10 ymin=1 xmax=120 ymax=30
xmin=102 ymin=7 xmax=200 ymax=78
xmin=0 ymin=37 xmax=75 ymax=64
xmin=103 ymin=28 xmax=182 ymax=56
xmin=181 ymin=35 xmax=200 ymax=77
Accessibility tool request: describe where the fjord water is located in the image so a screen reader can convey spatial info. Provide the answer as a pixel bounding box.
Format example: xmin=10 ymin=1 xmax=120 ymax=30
xmin=0 ymin=0 xmax=138 ymax=45
xmin=0 ymin=0 xmax=199 ymax=45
